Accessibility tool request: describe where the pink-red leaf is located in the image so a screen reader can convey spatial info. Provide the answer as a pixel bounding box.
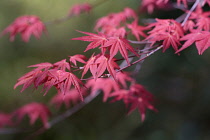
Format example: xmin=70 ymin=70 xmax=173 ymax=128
xmin=71 ymin=31 xmax=107 ymax=52
xmin=14 ymin=102 xmax=51 ymax=128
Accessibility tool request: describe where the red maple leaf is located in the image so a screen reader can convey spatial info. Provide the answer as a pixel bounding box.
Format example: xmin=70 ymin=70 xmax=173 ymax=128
xmin=2 ymin=15 xmax=46 ymax=42
xmin=94 ymin=7 xmax=136 ymax=36
xmin=68 ymin=3 xmax=92 ymax=16
xmin=127 ymin=20 xmax=147 ymax=41
xmin=123 ymin=8 xmax=137 ymax=19
xmin=42 ymin=70 xmax=85 ymax=100
xmin=140 ymin=0 xmax=169 ymax=14
xmin=176 ymin=31 xmax=210 ymax=55
xmin=50 ymin=89 xmax=85 ymax=109
xmin=13 ymin=102 xmax=51 ymax=128
xmin=102 ymin=37 xmax=139 ymax=64
xmin=71 ymin=31 xmax=108 ymax=53
xmin=102 ymin=27 xmax=127 ymax=38
xmin=115 ymin=72 xmax=134 ymax=88
xmin=86 ymin=78 xmax=120 ymax=102
xmin=69 ymin=54 xmax=87 ymax=66
xmin=111 ymin=84 xmax=157 ymax=121
xmin=189 ymin=6 xmax=210 ymax=31
xmin=145 ymin=19 xmax=184 ymax=52
xmin=53 ymin=59 xmax=70 ymax=71
xmin=82 ymin=54 xmax=119 ymax=80
xmin=15 ymin=61 xmax=85 ymax=99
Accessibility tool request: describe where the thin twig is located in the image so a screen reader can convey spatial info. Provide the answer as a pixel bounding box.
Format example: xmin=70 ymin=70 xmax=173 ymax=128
xmin=128 ymin=40 xmax=152 ymax=44
xmin=132 ymin=43 xmax=151 ymax=76
xmin=118 ymin=45 xmax=163 ymax=72
xmin=181 ymin=0 xmax=200 ymax=26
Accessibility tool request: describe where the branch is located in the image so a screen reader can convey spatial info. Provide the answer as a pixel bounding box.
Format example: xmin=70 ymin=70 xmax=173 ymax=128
xmin=181 ymin=0 xmax=200 ymax=26
xmin=23 ymin=91 xmax=100 ymax=140
xmin=132 ymin=43 xmax=151 ymax=76
xmin=118 ymin=45 xmax=163 ymax=72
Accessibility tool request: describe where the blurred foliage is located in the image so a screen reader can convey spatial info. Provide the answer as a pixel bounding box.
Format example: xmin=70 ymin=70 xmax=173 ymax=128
xmin=0 ymin=0 xmax=210 ymax=140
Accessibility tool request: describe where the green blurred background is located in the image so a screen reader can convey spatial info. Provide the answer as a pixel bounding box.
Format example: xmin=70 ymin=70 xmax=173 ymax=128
xmin=0 ymin=0 xmax=210 ymax=139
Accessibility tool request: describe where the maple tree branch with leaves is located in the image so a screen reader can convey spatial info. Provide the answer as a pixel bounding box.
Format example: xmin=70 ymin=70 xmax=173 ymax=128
xmin=0 ymin=0 xmax=210 ymax=139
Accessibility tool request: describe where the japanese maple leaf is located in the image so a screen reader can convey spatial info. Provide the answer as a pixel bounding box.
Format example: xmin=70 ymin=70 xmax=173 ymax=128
xmin=71 ymin=31 xmax=108 ymax=53
xmin=127 ymin=20 xmax=147 ymax=41
xmin=176 ymin=31 xmax=210 ymax=55
xmin=63 ymin=72 xmax=86 ymax=100
xmin=102 ymin=37 xmax=139 ymax=64
xmin=13 ymin=102 xmax=51 ymax=128
xmin=82 ymin=54 xmax=119 ymax=80
xmin=147 ymin=32 xmax=181 ymax=52
xmin=145 ymin=19 xmax=184 ymax=52
xmin=110 ymin=84 xmax=157 ymax=121
xmin=68 ymin=3 xmax=92 ymax=16
xmin=140 ymin=0 xmax=169 ymax=14
xmin=128 ymin=84 xmax=157 ymax=121
xmin=2 ymin=15 xmax=46 ymax=42
xmin=28 ymin=62 xmax=53 ymax=71
xmin=53 ymin=59 xmax=70 ymax=71
xmin=14 ymin=62 xmax=53 ymax=92
xmin=50 ymin=89 xmax=85 ymax=109
xmin=15 ymin=61 xmax=85 ymax=99
xmin=81 ymin=54 xmax=98 ymax=79
xmin=94 ymin=55 xmax=120 ymax=79
xmin=123 ymin=8 xmax=137 ymax=19
xmin=183 ymin=20 xmax=196 ymax=32
xmin=115 ymin=72 xmax=134 ymax=88
xmin=94 ymin=7 xmax=136 ymax=32
xmin=127 ymin=95 xmax=157 ymax=122
xmin=43 ymin=70 xmax=85 ymax=100
xmin=14 ymin=69 xmax=43 ymax=92
xmin=42 ymin=70 xmax=69 ymax=95
xmin=86 ymin=78 xmax=120 ymax=102
xmin=189 ymin=6 xmax=210 ymax=31
xmin=103 ymin=27 xmax=127 ymax=38
xmin=0 ymin=113 xmax=13 ymax=128
xmin=109 ymin=89 xmax=130 ymax=105
xmin=69 ymin=54 xmax=87 ymax=66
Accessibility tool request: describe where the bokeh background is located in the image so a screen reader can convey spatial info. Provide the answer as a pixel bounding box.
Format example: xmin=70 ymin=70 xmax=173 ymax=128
xmin=0 ymin=0 xmax=210 ymax=139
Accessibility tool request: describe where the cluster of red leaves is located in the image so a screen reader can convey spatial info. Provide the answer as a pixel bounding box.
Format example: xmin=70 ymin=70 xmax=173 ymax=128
xmin=14 ymin=57 xmax=86 ymax=100
xmin=176 ymin=31 xmax=210 ymax=55
xmin=95 ymin=8 xmax=137 ymax=37
xmin=184 ymin=6 xmax=210 ymax=32
xmin=140 ymin=0 xmax=189 ymax=14
xmin=176 ymin=6 xmax=210 ymax=54
xmin=140 ymin=0 xmax=171 ymax=14
xmin=0 ymin=102 xmax=51 ymax=128
xmin=68 ymin=3 xmax=92 ymax=16
xmin=50 ymin=89 xmax=86 ymax=109
xmin=13 ymin=102 xmax=51 ymax=128
xmin=1 ymin=15 xmax=46 ymax=42
xmin=86 ymin=72 xmax=132 ymax=102
xmin=111 ymin=84 xmax=157 ymax=121
xmin=145 ymin=19 xmax=184 ymax=52
xmin=72 ymin=30 xmax=139 ymax=65
xmin=94 ymin=7 xmax=148 ymax=41
xmin=86 ymin=72 xmax=156 ymax=121
xmin=81 ymin=54 xmax=120 ymax=80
